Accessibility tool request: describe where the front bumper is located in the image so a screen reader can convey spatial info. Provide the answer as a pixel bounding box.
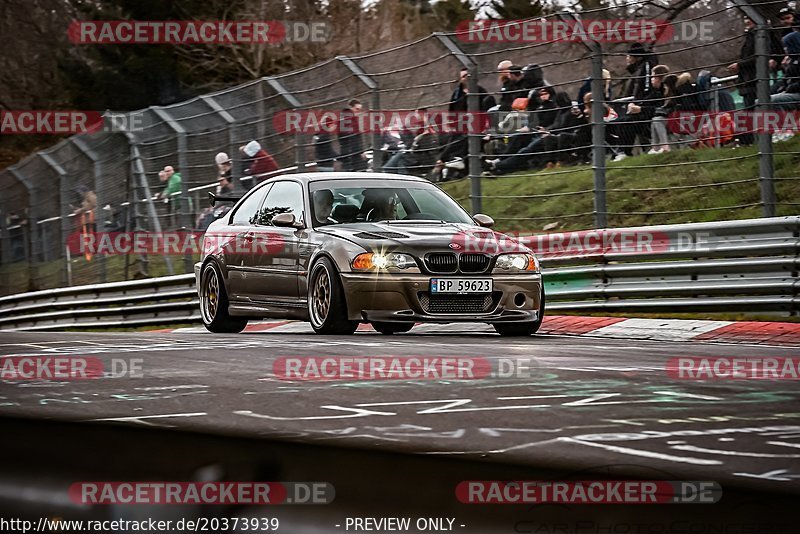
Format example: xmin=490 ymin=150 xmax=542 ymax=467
xmin=340 ymin=272 xmax=542 ymax=324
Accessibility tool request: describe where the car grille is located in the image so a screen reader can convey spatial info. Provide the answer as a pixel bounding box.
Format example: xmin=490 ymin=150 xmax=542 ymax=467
xmin=425 ymin=253 xmax=458 ymax=273
xmin=459 ymin=253 xmax=491 ymax=273
xmin=418 ymin=292 xmax=496 ymax=314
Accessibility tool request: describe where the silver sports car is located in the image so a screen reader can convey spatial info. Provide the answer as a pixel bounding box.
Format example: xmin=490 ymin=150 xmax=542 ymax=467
xmin=196 ymin=172 xmax=544 ymax=335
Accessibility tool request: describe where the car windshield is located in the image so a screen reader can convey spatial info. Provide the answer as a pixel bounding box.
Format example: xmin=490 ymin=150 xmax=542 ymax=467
xmin=309 ymin=180 xmax=474 ymax=227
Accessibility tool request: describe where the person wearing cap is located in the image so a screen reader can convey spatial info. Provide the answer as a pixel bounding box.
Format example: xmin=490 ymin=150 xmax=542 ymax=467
xmin=214 ymin=152 xmax=234 ymax=194
xmin=622 ymin=43 xmax=657 ymax=101
xmin=240 ymin=140 xmax=278 ymax=185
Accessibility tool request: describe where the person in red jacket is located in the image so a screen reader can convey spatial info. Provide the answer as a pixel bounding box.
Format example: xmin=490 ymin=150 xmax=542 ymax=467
xmin=240 ymin=140 xmax=278 ymax=186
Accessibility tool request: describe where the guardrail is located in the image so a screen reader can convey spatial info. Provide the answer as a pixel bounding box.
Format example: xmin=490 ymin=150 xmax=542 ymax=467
xmin=0 ymin=217 xmax=797 ymax=330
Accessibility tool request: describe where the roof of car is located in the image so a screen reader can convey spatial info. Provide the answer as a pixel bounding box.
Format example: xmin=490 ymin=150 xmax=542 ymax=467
xmin=263 ymin=172 xmax=431 ymax=185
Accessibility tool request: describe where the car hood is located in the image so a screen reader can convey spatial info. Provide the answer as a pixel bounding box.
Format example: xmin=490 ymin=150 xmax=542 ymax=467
xmin=315 ymin=221 xmax=530 ymax=255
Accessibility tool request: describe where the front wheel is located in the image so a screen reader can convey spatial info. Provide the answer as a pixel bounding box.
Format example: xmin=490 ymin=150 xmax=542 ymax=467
xmin=308 ymin=257 xmax=358 ymax=335
xmin=493 ymin=289 xmax=545 ymax=337
xmin=372 ymin=322 xmax=414 ymax=335
xmin=200 ymin=262 xmax=247 ymax=333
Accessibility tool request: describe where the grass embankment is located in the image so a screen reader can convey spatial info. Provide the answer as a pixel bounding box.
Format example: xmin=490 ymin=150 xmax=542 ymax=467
xmin=442 ymin=137 xmax=800 ymax=232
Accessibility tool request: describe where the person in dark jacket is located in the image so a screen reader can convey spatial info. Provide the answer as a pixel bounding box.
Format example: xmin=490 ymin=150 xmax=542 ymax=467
xmin=313 ymin=115 xmax=339 ymax=171
xmin=622 ymin=43 xmax=657 ymax=101
xmin=338 ymin=98 xmax=367 ymax=171
xmin=728 ymin=16 xmax=785 ymax=143
xmin=772 ymin=14 xmax=800 ymax=110
xmin=497 ymin=61 xmax=528 ymax=112
xmin=609 ymin=64 xmax=669 ymax=158
xmin=449 ymin=68 xmax=493 ymax=112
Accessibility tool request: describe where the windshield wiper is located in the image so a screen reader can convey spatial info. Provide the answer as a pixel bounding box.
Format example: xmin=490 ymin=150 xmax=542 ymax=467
xmin=386 ymin=219 xmax=448 ymax=224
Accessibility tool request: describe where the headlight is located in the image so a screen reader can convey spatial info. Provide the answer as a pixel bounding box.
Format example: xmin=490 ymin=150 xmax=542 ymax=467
xmin=352 ymin=252 xmax=417 ymax=270
xmin=494 ymin=253 xmax=539 ymax=272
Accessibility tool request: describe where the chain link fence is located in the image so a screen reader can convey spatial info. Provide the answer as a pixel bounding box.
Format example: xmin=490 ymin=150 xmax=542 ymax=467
xmin=1 ymin=0 xmax=798 ymax=296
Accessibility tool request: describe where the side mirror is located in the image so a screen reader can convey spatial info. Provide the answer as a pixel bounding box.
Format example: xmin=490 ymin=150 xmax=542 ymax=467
xmin=473 ymin=214 xmax=495 ymax=228
xmin=272 ymin=212 xmax=304 ymax=229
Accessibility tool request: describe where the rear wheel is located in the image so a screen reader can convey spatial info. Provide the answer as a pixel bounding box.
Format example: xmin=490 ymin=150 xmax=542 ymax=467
xmin=493 ymin=288 xmax=545 ymax=337
xmin=200 ymin=262 xmax=247 ymax=333
xmin=308 ymin=257 xmax=358 ymax=335
xmin=372 ymin=322 xmax=414 ymax=335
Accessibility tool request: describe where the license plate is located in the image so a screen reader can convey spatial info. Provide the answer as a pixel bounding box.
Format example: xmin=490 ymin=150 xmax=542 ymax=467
xmin=430 ymin=278 xmax=493 ymax=294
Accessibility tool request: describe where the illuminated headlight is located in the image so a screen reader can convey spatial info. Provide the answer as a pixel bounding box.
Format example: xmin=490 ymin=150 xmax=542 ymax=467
xmin=352 ymin=252 xmax=417 ymax=270
xmin=494 ymin=253 xmax=539 ymax=272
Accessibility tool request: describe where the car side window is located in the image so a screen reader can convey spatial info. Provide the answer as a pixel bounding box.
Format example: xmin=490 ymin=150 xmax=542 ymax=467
xmin=231 ymin=184 xmax=271 ymax=226
xmin=253 ymin=181 xmax=304 ymax=226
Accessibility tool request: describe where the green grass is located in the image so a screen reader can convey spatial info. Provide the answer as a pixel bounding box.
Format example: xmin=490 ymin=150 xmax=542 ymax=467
xmin=442 ymin=137 xmax=800 ymax=232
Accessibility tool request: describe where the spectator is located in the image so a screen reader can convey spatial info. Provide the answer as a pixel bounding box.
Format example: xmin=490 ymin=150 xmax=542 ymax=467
xmin=313 ymin=115 xmax=339 ymax=172
xmin=71 ymin=185 xmax=97 ymax=233
xmin=383 ymin=121 xmax=439 ymax=177
xmin=158 ymin=166 xmax=182 ymax=200
xmin=338 ymin=98 xmax=368 ymax=171
xmin=449 ymin=68 xmax=494 ymax=112
xmin=728 ymin=15 xmax=784 ymax=144
xmin=540 ymin=92 xmax=591 ymax=167
xmin=240 ymin=140 xmax=279 ymax=184
xmin=578 ymin=69 xmax=613 ymax=104
xmin=622 ymin=43 xmax=657 ymax=100
xmin=650 ymin=73 xmax=680 ymax=153
xmin=497 ymin=61 xmax=527 ymax=111
xmin=214 ymin=152 xmax=233 ymax=182
xmin=484 ymin=87 xmax=565 ymax=175
xmin=610 ymin=64 xmax=669 ymax=160
xmin=771 ymin=13 xmax=800 ymax=110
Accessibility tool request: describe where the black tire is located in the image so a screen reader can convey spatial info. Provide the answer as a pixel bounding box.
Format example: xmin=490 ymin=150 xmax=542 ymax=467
xmin=493 ymin=288 xmax=545 ymax=337
xmin=200 ymin=262 xmax=248 ymax=333
xmin=308 ymin=257 xmax=358 ymax=335
xmin=372 ymin=322 xmax=414 ymax=335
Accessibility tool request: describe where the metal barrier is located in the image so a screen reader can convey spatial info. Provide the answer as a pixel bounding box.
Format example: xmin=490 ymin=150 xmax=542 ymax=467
xmin=0 ymin=217 xmax=797 ymax=330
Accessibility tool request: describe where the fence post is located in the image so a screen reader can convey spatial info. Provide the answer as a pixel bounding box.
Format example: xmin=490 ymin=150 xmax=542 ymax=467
xmin=8 ymin=168 xmax=35 ymax=270
xmin=72 ymin=137 xmax=106 ymax=283
xmin=39 ymin=152 xmax=70 ymax=286
xmin=123 ymin=130 xmax=173 ymax=277
xmin=264 ymin=77 xmax=305 ymax=172
xmin=336 ymin=56 xmax=382 ymax=171
xmin=560 ymin=13 xmax=607 ymax=228
xmin=151 ymin=108 xmax=193 ymax=273
xmin=434 ymin=33 xmax=482 ymax=214
xmin=731 ymin=0 xmax=776 ymax=217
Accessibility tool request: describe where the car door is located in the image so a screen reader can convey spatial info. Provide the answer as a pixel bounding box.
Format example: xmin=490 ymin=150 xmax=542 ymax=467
xmin=242 ymin=180 xmax=304 ymax=303
xmin=224 ymin=183 xmax=272 ymax=301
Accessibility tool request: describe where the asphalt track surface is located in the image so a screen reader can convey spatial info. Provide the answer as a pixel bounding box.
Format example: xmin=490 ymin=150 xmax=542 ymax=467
xmin=1 ymin=325 xmax=799 ymax=532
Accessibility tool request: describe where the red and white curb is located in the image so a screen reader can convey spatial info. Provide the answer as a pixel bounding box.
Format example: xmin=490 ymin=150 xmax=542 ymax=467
xmin=153 ymin=316 xmax=800 ymax=345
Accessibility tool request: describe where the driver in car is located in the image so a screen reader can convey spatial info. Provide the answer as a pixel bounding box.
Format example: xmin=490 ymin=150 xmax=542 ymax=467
xmin=313 ymin=189 xmax=337 ymax=225
xmin=365 ymin=191 xmax=399 ymax=221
